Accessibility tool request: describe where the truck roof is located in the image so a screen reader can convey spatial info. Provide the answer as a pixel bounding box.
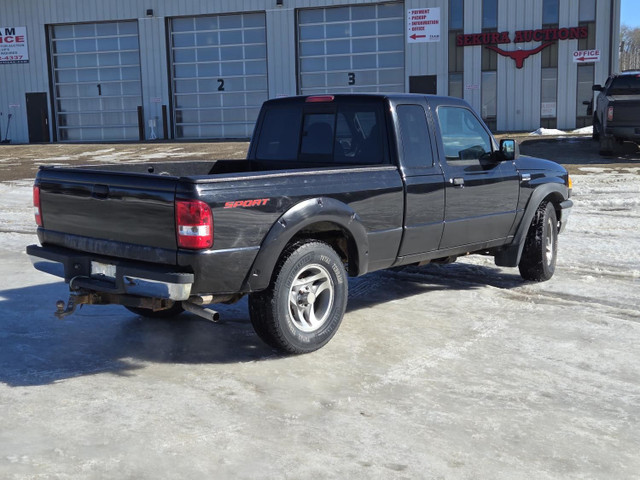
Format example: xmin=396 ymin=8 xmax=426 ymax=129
xmin=262 ymin=93 xmax=468 ymax=108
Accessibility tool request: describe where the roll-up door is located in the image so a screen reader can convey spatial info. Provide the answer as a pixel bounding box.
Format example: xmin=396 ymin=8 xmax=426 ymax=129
xmin=49 ymin=21 xmax=142 ymax=141
xmin=169 ymin=13 xmax=268 ymax=139
xmin=298 ymin=3 xmax=405 ymax=95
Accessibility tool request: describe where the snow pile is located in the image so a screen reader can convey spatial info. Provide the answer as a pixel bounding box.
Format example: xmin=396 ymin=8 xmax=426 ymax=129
xmin=529 ymin=125 xmax=593 ymax=136
xmin=529 ymin=128 xmax=566 ymax=136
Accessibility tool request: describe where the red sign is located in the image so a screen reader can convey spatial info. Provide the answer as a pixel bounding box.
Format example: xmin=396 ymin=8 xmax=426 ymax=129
xmin=456 ymin=26 xmax=588 ymax=69
xmin=573 ymin=49 xmax=600 ymax=63
xmin=456 ymin=26 xmax=587 ymax=47
xmin=486 ymin=42 xmax=554 ymax=68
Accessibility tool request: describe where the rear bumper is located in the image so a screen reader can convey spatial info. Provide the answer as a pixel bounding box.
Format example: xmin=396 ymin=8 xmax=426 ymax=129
xmin=604 ymin=126 xmax=640 ymax=141
xmin=27 ymin=244 xmax=194 ymax=301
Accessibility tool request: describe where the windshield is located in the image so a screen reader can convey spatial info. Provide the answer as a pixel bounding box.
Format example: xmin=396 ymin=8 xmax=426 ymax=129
xmin=608 ymin=75 xmax=640 ymax=95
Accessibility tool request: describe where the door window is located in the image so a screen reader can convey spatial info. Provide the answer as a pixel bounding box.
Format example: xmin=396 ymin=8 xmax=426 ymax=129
xmin=436 ymin=107 xmax=492 ymax=161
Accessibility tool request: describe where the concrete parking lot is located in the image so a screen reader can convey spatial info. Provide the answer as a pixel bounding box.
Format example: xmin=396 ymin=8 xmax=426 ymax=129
xmin=0 ymin=137 xmax=638 ymax=479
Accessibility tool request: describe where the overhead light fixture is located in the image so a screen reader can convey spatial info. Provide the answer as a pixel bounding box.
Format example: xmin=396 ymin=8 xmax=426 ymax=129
xmin=276 ymin=0 xmax=283 ymax=6
xmin=146 ymin=9 xmax=154 ymax=17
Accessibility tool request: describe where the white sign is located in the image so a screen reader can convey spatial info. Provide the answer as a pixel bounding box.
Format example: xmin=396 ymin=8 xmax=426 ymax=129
xmin=465 ymin=84 xmax=480 ymax=90
xmin=151 ymin=97 xmax=162 ymax=103
xmin=0 ymin=26 xmax=28 ymax=64
xmin=407 ymin=8 xmax=440 ymax=43
xmin=573 ymin=49 xmax=600 ymax=63
xmin=541 ymin=102 xmax=557 ymax=117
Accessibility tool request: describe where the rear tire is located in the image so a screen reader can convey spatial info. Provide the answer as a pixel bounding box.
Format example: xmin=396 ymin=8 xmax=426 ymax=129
xmin=518 ymin=202 xmax=558 ymax=282
xmin=248 ymin=240 xmax=348 ymax=354
xmin=592 ymin=116 xmax=600 ymax=140
xmin=599 ymin=134 xmax=614 ymax=156
xmin=125 ymin=302 xmax=184 ymax=319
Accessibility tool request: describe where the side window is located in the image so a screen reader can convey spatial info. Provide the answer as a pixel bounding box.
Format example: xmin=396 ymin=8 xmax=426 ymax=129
xmin=396 ymin=105 xmax=433 ymax=168
xmin=436 ymin=106 xmax=493 ymax=161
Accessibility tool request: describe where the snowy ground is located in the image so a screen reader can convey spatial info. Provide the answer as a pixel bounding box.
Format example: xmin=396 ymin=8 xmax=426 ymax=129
xmin=0 ymin=145 xmax=639 ymax=479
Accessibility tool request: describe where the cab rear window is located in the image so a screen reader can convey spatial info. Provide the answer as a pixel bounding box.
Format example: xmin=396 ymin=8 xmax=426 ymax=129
xmin=255 ymin=102 xmax=387 ymax=165
xmin=608 ymin=75 xmax=640 ymax=95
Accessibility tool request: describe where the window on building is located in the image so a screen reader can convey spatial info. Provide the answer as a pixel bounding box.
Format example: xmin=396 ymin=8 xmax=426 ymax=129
xmin=542 ymin=0 xmax=559 ymax=25
xmin=482 ymin=0 xmax=498 ymax=30
xmin=481 ymin=0 xmax=498 ymax=130
xmin=576 ymin=64 xmax=595 ymax=127
xmin=576 ymin=0 xmax=596 ymax=127
xmin=540 ymin=0 xmax=559 ymax=128
xmin=448 ymin=0 xmax=464 ymax=98
xmin=541 ymin=68 xmax=558 ymax=122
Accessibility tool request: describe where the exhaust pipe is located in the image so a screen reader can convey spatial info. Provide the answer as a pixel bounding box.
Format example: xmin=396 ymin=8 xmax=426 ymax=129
xmin=182 ymin=301 xmax=220 ymax=322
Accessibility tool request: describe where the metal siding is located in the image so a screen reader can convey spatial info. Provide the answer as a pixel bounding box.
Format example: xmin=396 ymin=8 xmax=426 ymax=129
xmin=496 ymin=0 xmax=543 ymax=132
xmin=266 ymin=7 xmax=296 ymax=98
xmin=139 ymin=17 xmax=169 ymax=140
xmin=0 ymin=0 xmax=622 ymax=142
xmin=406 ymin=0 xmax=448 ymax=95
xmin=556 ymin=0 xmax=579 ymax=130
xmin=463 ymin=0 xmax=482 ymax=114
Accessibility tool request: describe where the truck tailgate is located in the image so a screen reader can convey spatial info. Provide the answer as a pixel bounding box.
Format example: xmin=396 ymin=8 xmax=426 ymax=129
xmin=37 ymin=168 xmax=179 ymax=263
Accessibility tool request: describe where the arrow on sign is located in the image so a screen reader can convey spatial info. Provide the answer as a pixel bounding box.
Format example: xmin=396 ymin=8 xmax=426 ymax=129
xmin=410 ymin=34 xmax=426 ymax=40
xmin=576 ymin=55 xmax=599 ymax=62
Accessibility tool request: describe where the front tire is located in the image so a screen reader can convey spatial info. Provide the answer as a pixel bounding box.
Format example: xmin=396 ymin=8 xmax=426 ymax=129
xmin=518 ymin=202 xmax=558 ymax=282
xmin=248 ymin=240 xmax=348 ymax=354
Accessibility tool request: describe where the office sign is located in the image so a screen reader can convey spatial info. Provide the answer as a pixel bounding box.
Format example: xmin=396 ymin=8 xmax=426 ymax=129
xmin=407 ymin=8 xmax=440 ymax=43
xmin=0 ymin=27 xmax=28 ymax=64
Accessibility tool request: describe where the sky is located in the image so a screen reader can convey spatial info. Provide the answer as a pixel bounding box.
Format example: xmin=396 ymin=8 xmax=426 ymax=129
xmin=621 ymin=0 xmax=640 ymax=28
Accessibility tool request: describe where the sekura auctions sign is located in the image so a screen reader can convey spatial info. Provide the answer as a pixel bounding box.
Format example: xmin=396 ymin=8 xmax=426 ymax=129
xmin=0 ymin=27 xmax=28 ymax=64
xmin=456 ymin=26 xmax=588 ymax=69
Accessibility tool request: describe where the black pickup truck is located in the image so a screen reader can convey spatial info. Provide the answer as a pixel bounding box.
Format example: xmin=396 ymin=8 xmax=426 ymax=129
xmin=592 ymin=71 xmax=640 ymax=156
xmin=28 ymin=94 xmax=572 ymax=353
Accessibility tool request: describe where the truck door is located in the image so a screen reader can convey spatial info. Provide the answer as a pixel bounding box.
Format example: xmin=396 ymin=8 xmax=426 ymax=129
xmin=395 ymin=102 xmax=446 ymax=257
xmin=428 ymin=102 xmax=519 ymax=249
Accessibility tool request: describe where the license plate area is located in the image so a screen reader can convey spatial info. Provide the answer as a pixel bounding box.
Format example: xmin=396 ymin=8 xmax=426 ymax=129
xmin=91 ymin=261 xmax=116 ymax=281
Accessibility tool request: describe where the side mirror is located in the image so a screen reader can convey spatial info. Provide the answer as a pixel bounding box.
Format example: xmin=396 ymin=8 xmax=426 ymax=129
xmin=499 ymin=139 xmax=519 ymax=161
xmin=592 ymin=84 xmax=603 ymax=91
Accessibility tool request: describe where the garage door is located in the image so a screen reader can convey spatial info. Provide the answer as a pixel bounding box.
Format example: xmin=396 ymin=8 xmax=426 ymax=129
xmin=298 ymin=3 xmax=405 ymax=95
xmin=49 ymin=21 xmax=142 ymax=141
xmin=169 ymin=13 xmax=268 ymax=139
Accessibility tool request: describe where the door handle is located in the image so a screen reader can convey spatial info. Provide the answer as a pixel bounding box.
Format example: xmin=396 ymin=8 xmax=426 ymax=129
xmin=451 ymin=177 xmax=465 ymax=187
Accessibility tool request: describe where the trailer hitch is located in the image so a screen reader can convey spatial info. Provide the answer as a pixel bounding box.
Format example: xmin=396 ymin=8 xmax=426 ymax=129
xmin=55 ymin=293 xmax=93 ymax=319
xmin=55 ymin=290 xmax=182 ymax=320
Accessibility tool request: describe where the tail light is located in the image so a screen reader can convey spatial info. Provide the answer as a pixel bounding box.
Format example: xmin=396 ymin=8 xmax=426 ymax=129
xmin=175 ymin=200 xmax=213 ymax=249
xmin=607 ymin=106 xmax=614 ymax=122
xmin=33 ymin=186 xmax=42 ymax=227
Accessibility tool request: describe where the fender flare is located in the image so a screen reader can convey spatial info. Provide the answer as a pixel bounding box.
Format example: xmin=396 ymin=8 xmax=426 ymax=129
xmin=242 ymin=197 xmax=369 ymax=292
xmin=495 ymin=182 xmax=569 ymax=267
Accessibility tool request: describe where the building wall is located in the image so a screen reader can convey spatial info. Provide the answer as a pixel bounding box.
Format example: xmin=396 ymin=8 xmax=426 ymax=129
xmin=0 ymin=0 xmax=621 ymax=143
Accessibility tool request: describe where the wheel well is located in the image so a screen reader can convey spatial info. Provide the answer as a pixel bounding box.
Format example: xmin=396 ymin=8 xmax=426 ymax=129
xmin=290 ymin=221 xmax=359 ymax=276
xmin=543 ymin=193 xmax=564 ymax=222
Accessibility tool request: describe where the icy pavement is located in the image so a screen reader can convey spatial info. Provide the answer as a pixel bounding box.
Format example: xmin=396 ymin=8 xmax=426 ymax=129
xmin=0 ymin=171 xmax=639 ymax=479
